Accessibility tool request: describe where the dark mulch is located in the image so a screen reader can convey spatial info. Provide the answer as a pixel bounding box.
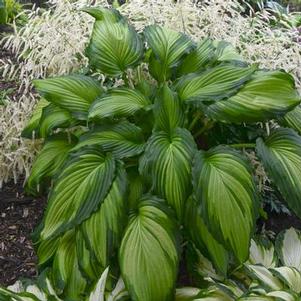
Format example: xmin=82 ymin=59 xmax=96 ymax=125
xmin=0 ymin=179 xmax=46 ymax=287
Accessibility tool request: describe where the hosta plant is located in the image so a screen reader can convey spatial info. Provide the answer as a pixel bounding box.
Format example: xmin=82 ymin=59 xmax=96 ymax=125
xmin=19 ymin=6 xmax=301 ymax=301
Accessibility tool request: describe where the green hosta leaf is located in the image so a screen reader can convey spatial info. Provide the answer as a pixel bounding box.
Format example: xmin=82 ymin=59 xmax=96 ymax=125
xmin=84 ymin=7 xmax=143 ymax=76
xmin=72 ymin=121 xmax=144 ymax=158
xmin=213 ymin=41 xmax=243 ymax=62
xmin=276 ymin=228 xmax=301 ymax=271
xmin=176 ymin=64 xmax=256 ymax=103
xmin=248 ymin=238 xmax=277 ymax=268
xmin=192 ymin=146 xmax=257 ymax=262
xmin=39 ymin=104 xmax=77 ymax=138
xmin=140 ymin=128 xmax=197 ymax=219
xmin=51 ymin=230 xmax=86 ymax=300
xmin=279 ymin=105 xmax=301 ymax=135
xmin=185 ymin=197 xmax=229 ymax=275
xmin=25 ymin=134 xmax=76 ymax=195
xmin=270 ymin=267 xmax=301 ymax=294
xmin=40 ymin=147 xmax=116 ymax=240
xmin=256 ymin=128 xmax=301 ymax=218
xmin=153 ymin=84 xmax=185 ymax=133
xmin=144 ymin=25 xmax=193 ymax=81
xmin=127 ymin=169 xmax=145 ymax=209
xmin=33 ymin=75 xmax=103 ymax=120
xmin=22 ymin=98 xmax=49 ymax=138
xmin=192 ymin=286 xmax=234 ymax=300
xmin=119 ymin=196 xmax=179 ymax=301
xmin=80 ymin=165 xmax=127 ymax=270
xmin=266 ymin=291 xmax=296 ymax=301
xmin=89 ymin=88 xmax=151 ymax=121
xmin=37 ymin=235 xmax=60 ymax=265
xmin=245 ymin=264 xmax=283 ymax=291
xmin=207 ymin=71 xmax=300 ymax=123
xmin=176 ymin=38 xmax=215 ymax=76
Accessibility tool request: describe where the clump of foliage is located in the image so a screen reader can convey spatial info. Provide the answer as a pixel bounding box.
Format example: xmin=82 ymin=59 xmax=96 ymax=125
xmin=5 ymin=6 xmax=301 ymax=301
xmin=0 ymin=0 xmax=23 ymax=25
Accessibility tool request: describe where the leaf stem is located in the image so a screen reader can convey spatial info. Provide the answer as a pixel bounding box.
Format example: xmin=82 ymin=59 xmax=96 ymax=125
xmin=228 ymin=143 xmax=256 ymax=148
xmin=188 ymin=111 xmax=202 ymax=131
xmin=193 ymin=120 xmax=215 ymax=138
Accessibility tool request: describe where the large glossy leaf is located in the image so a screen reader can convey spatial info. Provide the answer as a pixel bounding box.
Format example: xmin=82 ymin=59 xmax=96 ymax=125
xmin=207 ymin=71 xmax=300 ymax=123
xmin=185 ymin=197 xmax=229 ymax=275
xmin=213 ymin=41 xmax=243 ymax=62
xmin=72 ymin=121 xmax=144 ymax=158
xmin=153 ymin=84 xmax=185 ymax=133
xmin=51 ymin=230 xmax=86 ymax=300
xmin=192 ymin=146 xmax=257 ymax=262
xmin=25 ymin=134 xmax=76 ymax=195
xmin=176 ymin=38 xmax=215 ymax=76
xmin=33 ymin=75 xmax=103 ymax=120
xmin=278 ymin=105 xmax=301 ymax=135
xmin=276 ymin=228 xmax=301 ymax=271
xmin=40 ymin=147 xmax=116 ymax=240
xmin=84 ymin=7 xmax=143 ymax=76
xmin=140 ymin=128 xmax=196 ymax=219
xmin=144 ymin=25 xmax=193 ymax=81
xmin=22 ymin=98 xmax=49 ymax=138
xmin=80 ymin=165 xmax=127 ymax=270
xmin=176 ymin=64 xmax=256 ymax=103
xmin=119 ymin=197 xmax=179 ymax=301
xmin=256 ymin=128 xmax=301 ymax=218
xmin=39 ymin=104 xmax=77 ymax=138
xmin=89 ymin=88 xmax=151 ymax=121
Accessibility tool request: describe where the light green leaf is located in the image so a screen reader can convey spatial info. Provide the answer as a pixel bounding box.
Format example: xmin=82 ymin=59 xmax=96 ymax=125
xmin=276 ymin=228 xmax=301 ymax=271
xmin=40 ymin=147 xmax=116 ymax=240
xmin=33 ymin=75 xmax=103 ymax=120
xmin=176 ymin=64 xmax=256 ymax=103
xmin=185 ymin=197 xmax=229 ymax=275
xmin=72 ymin=121 xmax=144 ymax=158
xmin=176 ymin=38 xmax=215 ymax=76
xmin=140 ymin=128 xmax=196 ymax=220
xmin=248 ymin=238 xmax=277 ymax=268
xmin=279 ymin=105 xmax=301 ymax=135
xmin=270 ymin=266 xmax=301 ymax=294
xmin=89 ymin=88 xmax=151 ymax=120
xmin=107 ymin=277 xmax=129 ymax=301
xmin=22 ymin=98 xmax=49 ymax=138
xmin=39 ymin=104 xmax=77 ymax=138
xmin=84 ymin=7 xmax=143 ymax=76
xmin=80 ymin=165 xmax=127 ymax=270
xmin=245 ymin=264 xmax=283 ymax=291
xmin=207 ymin=71 xmax=300 ymax=123
xmin=153 ymin=83 xmax=185 ymax=133
xmin=144 ymin=25 xmax=193 ymax=81
xmin=213 ymin=41 xmax=243 ymax=62
xmin=52 ymin=230 xmax=86 ymax=300
xmin=25 ymin=134 xmax=76 ymax=195
xmin=266 ymin=291 xmax=296 ymax=301
xmin=119 ymin=196 xmax=179 ymax=301
xmin=256 ymin=128 xmax=301 ymax=218
xmin=192 ymin=146 xmax=257 ymax=262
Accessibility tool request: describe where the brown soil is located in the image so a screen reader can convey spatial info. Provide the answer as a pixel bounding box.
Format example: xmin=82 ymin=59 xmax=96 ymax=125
xmin=0 ymin=179 xmax=46 ymax=286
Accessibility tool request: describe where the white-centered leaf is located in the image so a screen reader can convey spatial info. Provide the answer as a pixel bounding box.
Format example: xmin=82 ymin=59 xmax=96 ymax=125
xmin=119 ymin=196 xmax=179 ymax=301
xmin=276 ymin=227 xmax=301 ymax=271
xmin=256 ymin=128 xmax=301 ymax=218
xmin=192 ymin=146 xmax=257 ymax=262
